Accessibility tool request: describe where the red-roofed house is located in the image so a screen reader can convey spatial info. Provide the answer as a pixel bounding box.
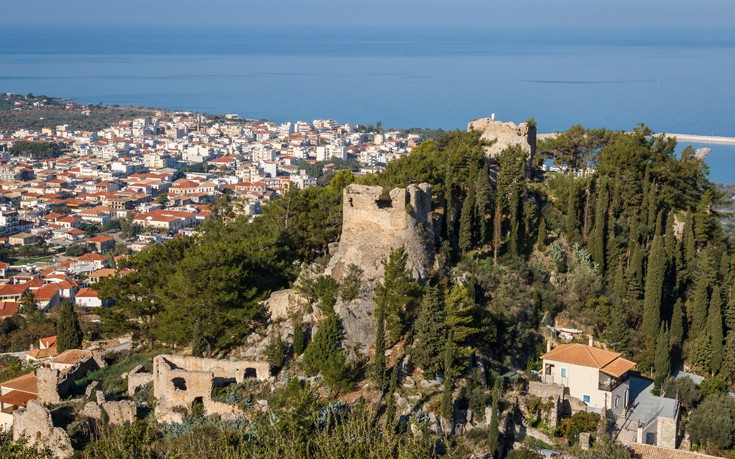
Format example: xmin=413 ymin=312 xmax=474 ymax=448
xmin=87 ymin=235 xmax=115 ymax=253
xmin=0 ymin=301 xmax=19 ymax=319
xmin=541 ymin=343 xmax=636 ymax=417
xmin=75 ymin=287 xmax=106 ymax=308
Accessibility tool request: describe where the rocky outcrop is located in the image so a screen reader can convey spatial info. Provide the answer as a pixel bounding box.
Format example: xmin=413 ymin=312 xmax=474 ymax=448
xmin=326 ymin=183 xmax=436 ymax=282
xmin=468 ymin=117 xmax=536 ymax=161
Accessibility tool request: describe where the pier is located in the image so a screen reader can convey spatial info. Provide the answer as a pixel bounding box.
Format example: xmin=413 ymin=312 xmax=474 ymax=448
xmin=538 ymin=133 xmax=735 ymax=146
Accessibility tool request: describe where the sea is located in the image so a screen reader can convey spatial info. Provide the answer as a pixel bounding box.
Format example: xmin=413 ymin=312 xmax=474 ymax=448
xmin=0 ymin=25 xmax=734 ymax=183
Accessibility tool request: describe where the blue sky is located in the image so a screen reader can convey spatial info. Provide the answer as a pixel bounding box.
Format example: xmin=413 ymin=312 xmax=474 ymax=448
xmin=8 ymin=0 xmax=735 ymax=28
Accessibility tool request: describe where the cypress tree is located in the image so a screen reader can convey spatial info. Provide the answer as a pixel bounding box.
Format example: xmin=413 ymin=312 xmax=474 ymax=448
xmin=493 ymin=201 xmax=502 ymax=262
xmin=654 ymin=324 xmax=670 ymax=392
xmin=565 ymin=183 xmax=579 ymax=240
xmin=410 ymin=286 xmax=446 ymax=376
xmin=293 ymin=322 xmax=306 ymax=356
xmin=459 ymin=186 xmax=476 ymax=254
xmin=709 ymin=285 xmax=724 ymax=373
xmin=722 ymin=334 xmax=735 ymax=382
xmin=725 ymin=295 xmax=735 ymax=334
xmin=604 ymin=306 xmax=629 ymax=353
xmin=475 ymin=164 xmax=492 ymax=245
xmin=488 ymin=379 xmax=501 ymax=457
xmin=536 ymin=218 xmax=547 ymax=249
xmin=690 ymin=334 xmax=714 ymax=375
xmin=303 ymin=314 xmax=352 ymax=390
xmin=384 ymin=364 xmax=399 ymax=432
xmin=683 ymin=214 xmax=696 ymax=270
xmin=670 ymin=299 xmax=685 ymax=347
xmin=591 ymin=178 xmax=609 ymax=271
xmin=508 ymin=187 xmax=521 ymax=257
xmin=694 ymin=190 xmax=715 ymax=245
xmin=642 ymin=226 xmax=665 ymax=339
xmin=646 ymin=181 xmax=659 ymax=238
xmin=440 ymin=334 xmax=455 ymax=424
xmin=191 ymin=320 xmax=207 ymax=357
xmin=690 ymin=275 xmax=710 ymax=340
xmin=664 ymin=213 xmax=681 ymax=297
xmin=626 ymin=241 xmax=644 ymax=301
xmin=582 ymin=182 xmax=594 ymax=240
xmin=612 ymin=261 xmax=627 ymax=299
xmin=372 ymin=298 xmax=387 ymax=389
xmin=56 ymin=301 xmax=84 ymax=353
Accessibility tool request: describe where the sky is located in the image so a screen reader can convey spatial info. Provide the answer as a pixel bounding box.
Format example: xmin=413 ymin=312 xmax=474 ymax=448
xmin=7 ymin=0 xmax=735 ymax=29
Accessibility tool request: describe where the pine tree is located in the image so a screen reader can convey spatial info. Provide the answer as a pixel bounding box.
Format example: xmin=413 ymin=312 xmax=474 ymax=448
xmin=410 ymin=286 xmax=447 ymax=376
xmin=536 ymin=218 xmax=547 ymax=249
xmin=372 ymin=299 xmax=387 ymax=390
xmin=459 ymin=186 xmax=476 ymax=254
xmin=690 ymin=275 xmax=710 ymax=340
xmin=642 ymin=230 xmax=665 ymax=339
xmin=475 ymin=164 xmax=493 ymax=245
xmin=384 ymin=363 xmax=400 ymax=432
xmin=56 ymin=301 xmax=84 ymax=353
xmin=654 ymin=325 xmax=670 ymax=392
xmin=709 ymin=285 xmax=724 ymax=373
xmin=591 ymin=178 xmax=609 ymax=271
xmin=488 ymin=379 xmax=501 ymax=457
xmin=293 ymin=322 xmax=306 ymax=356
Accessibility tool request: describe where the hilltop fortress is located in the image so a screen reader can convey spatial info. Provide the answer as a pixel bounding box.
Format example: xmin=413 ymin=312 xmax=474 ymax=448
xmin=326 ymin=183 xmax=436 ymax=282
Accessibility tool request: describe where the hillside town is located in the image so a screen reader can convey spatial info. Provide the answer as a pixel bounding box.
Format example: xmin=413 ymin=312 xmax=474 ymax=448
xmin=0 ymin=95 xmax=422 ymax=312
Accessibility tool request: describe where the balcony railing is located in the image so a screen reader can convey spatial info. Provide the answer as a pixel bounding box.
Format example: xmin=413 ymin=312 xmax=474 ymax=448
xmin=598 ymin=377 xmax=624 ymax=392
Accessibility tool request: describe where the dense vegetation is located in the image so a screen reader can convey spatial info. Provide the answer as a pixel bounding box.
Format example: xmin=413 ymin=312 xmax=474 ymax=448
xmin=5 ymin=124 xmax=732 ymax=457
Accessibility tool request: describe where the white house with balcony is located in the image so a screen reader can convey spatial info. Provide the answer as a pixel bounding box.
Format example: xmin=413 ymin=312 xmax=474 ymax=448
xmin=541 ymin=343 xmax=636 ymax=418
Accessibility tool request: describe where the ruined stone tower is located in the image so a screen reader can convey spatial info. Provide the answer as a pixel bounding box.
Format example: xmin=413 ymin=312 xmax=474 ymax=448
xmin=326 ymin=183 xmax=435 ymax=281
xmin=468 ymin=117 xmax=536 ymax=162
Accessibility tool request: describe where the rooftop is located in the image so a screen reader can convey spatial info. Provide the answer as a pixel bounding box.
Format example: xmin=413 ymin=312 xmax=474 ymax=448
xmin=541 ymin=343 xmax=636 ymax=378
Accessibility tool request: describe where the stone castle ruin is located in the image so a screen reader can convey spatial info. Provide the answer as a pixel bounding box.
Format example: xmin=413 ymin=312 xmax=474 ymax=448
xmin=144 ymin=354 xmax=270 ymax=423
xmin=13 ymin=400 xmax=73 ymax=459
xmin=468 ymin=117 xmax=536 ymax=162
xmin=326 ymin=183 xmax=436 ymax=281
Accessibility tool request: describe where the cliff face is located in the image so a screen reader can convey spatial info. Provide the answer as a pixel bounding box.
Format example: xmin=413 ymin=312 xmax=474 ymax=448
xmin=468 ymin=117 xmax=536 ymax=161
xmin=326 ymin=183 xmax=436 ymax=282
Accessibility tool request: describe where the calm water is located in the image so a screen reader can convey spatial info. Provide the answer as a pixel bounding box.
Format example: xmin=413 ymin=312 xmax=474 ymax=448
xmin=0 ymin=26 xmax=733 ymax=182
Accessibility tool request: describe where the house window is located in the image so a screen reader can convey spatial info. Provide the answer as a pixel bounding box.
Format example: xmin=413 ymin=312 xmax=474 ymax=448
xmin=561 ymin=368 xmax=567 ymax=378
xmin=614 ymin=396 xmax=620 ymax=408
xmin=583 ymin=395 xmax=591 ymax=404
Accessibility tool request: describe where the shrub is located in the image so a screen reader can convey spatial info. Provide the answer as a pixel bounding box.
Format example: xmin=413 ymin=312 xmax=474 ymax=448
xmin=688 ymin=394 xmax=735 ymax=449
xmin=556 ymin=411 xmax=599 ymax=443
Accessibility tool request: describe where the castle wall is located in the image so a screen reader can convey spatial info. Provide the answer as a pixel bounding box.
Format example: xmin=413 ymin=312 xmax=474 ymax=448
xmin=13 ymin=400 xmax=73 ymax=458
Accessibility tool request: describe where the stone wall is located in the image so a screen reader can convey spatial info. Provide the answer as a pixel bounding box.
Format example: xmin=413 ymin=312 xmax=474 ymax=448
xmin=467 ymin=117 xmax=536 ymax=162
xmin=81 ymin=400 xmax=137 ymax=426
xmin=127 ymin=364 xmax=154 ymax=396
xmin=37 ymin=355 xmax=102 ymax=404
xmin=151 ymin=355 xmax=270 ymax=423
xmin=326 ymin=183 xmax=435 ymax=281
xmin=13 ymin=400 xmax=73 ymax=458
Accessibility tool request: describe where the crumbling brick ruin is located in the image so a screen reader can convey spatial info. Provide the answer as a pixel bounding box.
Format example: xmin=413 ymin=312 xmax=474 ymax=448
xmin=13 ymin=400 xmax=73 ymax=459
xmin=148 ymin=355 xmax=270 ymax=423
xmin=326 ymin=183 xmax=436 ymax=281
xmin=468 ymin=117 xmax=536 ymax=162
